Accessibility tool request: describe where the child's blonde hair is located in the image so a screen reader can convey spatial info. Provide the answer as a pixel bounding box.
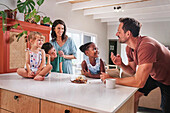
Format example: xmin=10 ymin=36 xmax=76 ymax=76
xmin=28 ymin=31 xmax=43 ymax=41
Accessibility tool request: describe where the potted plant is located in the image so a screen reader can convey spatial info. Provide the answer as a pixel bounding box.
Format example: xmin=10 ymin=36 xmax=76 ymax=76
xmin=17 ymin=0 xmax=52 ymax=25
xmin=0 ymin=0 xmax=52 ymax=41
xmin=0 ymin=3 xmax=18 ymax=33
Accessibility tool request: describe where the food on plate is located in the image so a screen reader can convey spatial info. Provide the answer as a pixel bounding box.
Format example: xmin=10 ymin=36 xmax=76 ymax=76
xmin=71 ymin=76 xmax=87 ymax=84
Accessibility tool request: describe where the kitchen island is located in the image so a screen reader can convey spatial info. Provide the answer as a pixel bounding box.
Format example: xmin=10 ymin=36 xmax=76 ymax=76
xmin=0 ymin=72 xmax=138 ymax=113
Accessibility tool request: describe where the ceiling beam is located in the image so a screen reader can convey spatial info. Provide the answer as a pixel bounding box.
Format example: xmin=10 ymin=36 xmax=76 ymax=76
xmin=100 ymin=11 xmax=170 ymax=22
xmin=72 ymin=0 xmax=150 ymax=10
xmin=107 ymin=17 xmax=170 ymax=25
xmin=84 ymin=0 xmax=170 ymax=15
xmin=93 ymin=4 xmax=170 ymax=19
xmin=69 ymin=0 xmax=91 ymax=4
xmin=56 ymin=0 xmax=91 ymax=4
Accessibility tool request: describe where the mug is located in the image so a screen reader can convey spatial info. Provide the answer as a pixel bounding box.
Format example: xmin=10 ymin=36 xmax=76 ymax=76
xmin=106 ymin=78 xmax=116 ymax=89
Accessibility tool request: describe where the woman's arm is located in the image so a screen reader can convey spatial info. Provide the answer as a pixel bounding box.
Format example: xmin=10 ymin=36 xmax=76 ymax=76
xmin=63 ymin=54 xmax=76 ymax=59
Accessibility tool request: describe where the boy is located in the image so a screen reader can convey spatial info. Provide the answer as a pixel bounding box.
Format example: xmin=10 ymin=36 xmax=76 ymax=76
xmin=42 ymin=42 xmax=64 ymax=73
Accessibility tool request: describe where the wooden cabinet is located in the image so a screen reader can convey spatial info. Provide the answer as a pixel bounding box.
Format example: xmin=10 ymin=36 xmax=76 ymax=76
xmin=0 ymin=18 xmax=51 ymax=73
xmin=41 ymin=100 xmax=94 ymax=113
xmin=0 ymin=109 xmax=13 ymax=113
xmin=0 ymin=88 xmax=134 ymax=113
xmin=0 ymin=89 xmax=40 ymax=113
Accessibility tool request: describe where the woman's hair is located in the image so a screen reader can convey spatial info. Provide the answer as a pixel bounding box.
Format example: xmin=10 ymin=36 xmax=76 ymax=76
xmin=41 ymin=42 xmax=53 ymax=54
xmin=51 ymin=19 xmax=67 ymax=42
xmin=79 ymin=42 xmax=94 ymax=54
xmin=119 ymin=17 xmax=142 ymax=37
xmin=28 ymin=31 xmax=43 ymax=41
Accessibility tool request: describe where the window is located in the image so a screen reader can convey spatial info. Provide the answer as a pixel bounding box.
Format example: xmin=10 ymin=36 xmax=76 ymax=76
xmin=67 ymin=28 xmax=97 ymax=74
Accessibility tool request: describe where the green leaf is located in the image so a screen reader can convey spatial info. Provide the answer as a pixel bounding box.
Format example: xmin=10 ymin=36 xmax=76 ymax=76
xmin=25 ymin=9 xmax=37 ymax=20
xmin=23 ymin=30 xmax=28 ymax=35
xmin=17 ymin=0 xmax=21 ymax=3
xmin=43 ymin=16 xmax=50 ymax=24
xmin=0 ymin=11 xmax=7 ymax=33
xmin=25 ymin=13 xmax=30 ymax=20
xmin=34 ymin=15 xmax=40 ymax=23
xmin=11 ymin=24 xmax=19 ymax=29
xmin=17 ymin=32 xmax=24 ymax=42
xmin=17 ymin=30 xmax=28 ymax=42
xmin=37 ymin=0 xmax=44 ymax=6
xmin=17 ymin=0 xmax=35 ymax=14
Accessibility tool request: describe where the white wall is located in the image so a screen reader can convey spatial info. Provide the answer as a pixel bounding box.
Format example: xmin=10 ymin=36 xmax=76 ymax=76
xmin=0 ymin=0 xmax=108 ymax=63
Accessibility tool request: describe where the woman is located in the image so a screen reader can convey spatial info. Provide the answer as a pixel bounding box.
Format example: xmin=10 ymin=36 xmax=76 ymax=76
xmin=50 ymin=19 xmax=77 ymax=74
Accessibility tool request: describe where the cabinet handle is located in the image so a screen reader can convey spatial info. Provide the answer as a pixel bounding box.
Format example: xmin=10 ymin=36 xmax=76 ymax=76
xmin=65 ymin=109 xmax=70 ymax=113
xmin=14 ymin=95 xmax=19 ymax=101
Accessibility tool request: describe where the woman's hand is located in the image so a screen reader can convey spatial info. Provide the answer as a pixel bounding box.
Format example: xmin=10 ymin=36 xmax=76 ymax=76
xmin=100 ymin=72 xmax=111 ymax=82
xmin=110 ymin=52 xmax=122 ymax=66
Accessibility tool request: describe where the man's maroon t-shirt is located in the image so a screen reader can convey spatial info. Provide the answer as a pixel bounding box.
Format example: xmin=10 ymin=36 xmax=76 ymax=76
xmin=126 ymin=36 xmax=170 ymax=85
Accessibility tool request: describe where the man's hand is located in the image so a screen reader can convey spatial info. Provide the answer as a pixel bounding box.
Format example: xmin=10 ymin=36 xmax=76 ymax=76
xmin=111 ymin=52 xmax=122 ymax=66
xmin=100 ymin=72 xmax=111 ymax=82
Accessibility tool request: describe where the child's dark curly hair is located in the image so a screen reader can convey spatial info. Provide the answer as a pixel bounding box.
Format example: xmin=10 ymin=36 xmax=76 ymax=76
xmin=79 ymin=42 xmax=94 ymax=54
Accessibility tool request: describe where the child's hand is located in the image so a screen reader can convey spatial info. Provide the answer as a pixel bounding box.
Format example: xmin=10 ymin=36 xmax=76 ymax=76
xmin=35 ymin=69 xmax=41 ymax=76
xmin=83 ymin=69 xmax=91 ymax=77
xmin=100 ymin=72 xmax=111 ymax=82
xmin=58 ymin=51 xmax=64 ymax=57
xmin=28 ymin=71 xmax=35 ymax=78
xmin=46 ymin=54 xmax=50 ymax=58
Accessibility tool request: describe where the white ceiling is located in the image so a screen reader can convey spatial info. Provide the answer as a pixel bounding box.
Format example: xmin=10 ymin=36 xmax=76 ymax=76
xmin=56 ymin=0 xmax=170 ymax=25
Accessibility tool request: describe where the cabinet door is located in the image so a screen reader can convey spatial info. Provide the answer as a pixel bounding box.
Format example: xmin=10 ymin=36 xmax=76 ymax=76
xmin=41 ymin=99 xmax=94 ymax=113
xmin=0 ymin=109 xmax=13 ymax=113
xmin=5 ymin=30 xmax=27 ymax=72
xmin=0 ymin=89 xmax=40 ymax=113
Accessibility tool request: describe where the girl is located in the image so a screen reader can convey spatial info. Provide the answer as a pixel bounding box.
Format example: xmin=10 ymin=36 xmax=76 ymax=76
xmin=17 ymin=32 xmax=52 ymax=81
xmin=79 ymin=42 xmax=105 ymax=78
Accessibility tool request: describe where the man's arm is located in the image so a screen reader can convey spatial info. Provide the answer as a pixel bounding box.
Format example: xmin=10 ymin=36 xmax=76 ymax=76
xmin=120 ymin=61 xmax=136 ymax=75
xmin=116 ymin=63 xmax=153 ymax=88
xmin=111 ymin=52 xmax=136 ymax=75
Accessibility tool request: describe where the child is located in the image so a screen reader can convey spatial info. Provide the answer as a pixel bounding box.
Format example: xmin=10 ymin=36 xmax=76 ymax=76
xmin=42 ymin=42 xmax=64 ymax=73
xmin=79 ymin=42 xmax=105 ymax=78
xmin=17 ymin=32 xmax=52 ymax=81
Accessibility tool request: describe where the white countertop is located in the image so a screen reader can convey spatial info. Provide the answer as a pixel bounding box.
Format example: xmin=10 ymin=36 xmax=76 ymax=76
xmin=0 ymin=72 xmax=138 ymax=113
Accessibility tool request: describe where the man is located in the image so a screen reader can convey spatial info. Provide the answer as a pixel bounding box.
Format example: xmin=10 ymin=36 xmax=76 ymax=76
xmin=100 ymin=17 xmax=170 ymax=113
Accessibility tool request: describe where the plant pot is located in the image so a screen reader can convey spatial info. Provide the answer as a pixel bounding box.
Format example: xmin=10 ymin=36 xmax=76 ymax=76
xmin=40 ymin=20 xmax=50 ymax=27
xmin=24 ymin=14 xmax=37 ymax=24
xmin=4 ymin=9 xmax=17 ymax=19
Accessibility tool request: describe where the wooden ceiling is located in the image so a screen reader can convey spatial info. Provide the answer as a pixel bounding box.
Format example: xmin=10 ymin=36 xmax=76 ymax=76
xmin=56 ymin=0 xmax=170 ymax=25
